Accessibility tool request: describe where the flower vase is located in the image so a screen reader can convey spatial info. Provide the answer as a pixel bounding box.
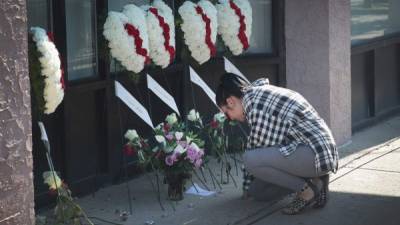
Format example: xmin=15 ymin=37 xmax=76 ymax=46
xmin=165 ymin=171 xmax=190 ymax=201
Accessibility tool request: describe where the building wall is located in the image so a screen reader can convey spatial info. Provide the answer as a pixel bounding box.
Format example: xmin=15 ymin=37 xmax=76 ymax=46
xmin=0 ymin=0 xmax=35 ymax=224
xmin=285 ymin=0 xmax=352 ymax=145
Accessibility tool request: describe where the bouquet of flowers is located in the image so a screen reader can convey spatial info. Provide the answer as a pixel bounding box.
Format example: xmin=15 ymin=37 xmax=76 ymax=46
xmin=151 ymin=113 xmax=205 ymax=172
xmin=123 ymin=113 xmax=205 ymax=200
xmin=206 ymin=112 xmax=227 ymax=160
xmin=207 ymin=112 xmax=245 ymax=156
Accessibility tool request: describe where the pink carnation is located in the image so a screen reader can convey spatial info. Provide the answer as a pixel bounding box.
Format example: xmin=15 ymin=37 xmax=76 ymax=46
xmin=186 ymin=146 xmax=198 ymax=163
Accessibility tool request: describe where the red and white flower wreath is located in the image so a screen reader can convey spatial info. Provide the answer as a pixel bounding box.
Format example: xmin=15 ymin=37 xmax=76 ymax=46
xmin=30 ymin=27 xmax=65 ymax=114
xmin=179 ymin=0 xmax=218 ymax=65
xmin=217 ymin=0 xmax=252 ymax=55
xmin=143 ymin=0 xmax=175 ymax=69
xmin=103 ymin=4 xmax=150 ymax=73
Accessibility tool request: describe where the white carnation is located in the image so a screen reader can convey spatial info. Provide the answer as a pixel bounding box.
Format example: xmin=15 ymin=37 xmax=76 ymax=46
xmin=165 ymin=113 xmax=178 ymax=125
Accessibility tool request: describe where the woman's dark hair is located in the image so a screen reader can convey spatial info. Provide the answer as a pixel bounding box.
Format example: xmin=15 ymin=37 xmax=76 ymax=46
xmin=216 ymin=72 xmax=250 ymax=106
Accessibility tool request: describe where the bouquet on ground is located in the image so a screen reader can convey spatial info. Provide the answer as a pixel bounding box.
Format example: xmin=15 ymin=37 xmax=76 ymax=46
xmin=207 ymin=111 xmax=245 ymax=157
xmin=39 ymin=171 xmax=93 ymax=225
xmin=123 ymin=113 xmax=205 ymax=200
xmin=205 ymin=111 xmax=245 ymax=184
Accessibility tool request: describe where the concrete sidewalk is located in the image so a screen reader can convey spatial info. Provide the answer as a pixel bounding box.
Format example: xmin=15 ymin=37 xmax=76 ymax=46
xmin=69 ymin=116 xmax=400 ymax=225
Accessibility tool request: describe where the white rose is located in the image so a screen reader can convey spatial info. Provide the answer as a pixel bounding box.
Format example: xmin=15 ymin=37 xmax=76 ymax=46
xmin=43 ymin=171 xmax=62 ymax=190
xmin=214 ymin=112 xmax=226 ymax=123
xmin=187 ymin=109 xmax=200 ymax=121
xmin=165 ymin=113 xmax=178 ymax=125
xmin=124 ymin=129 xmax=139 ymax=141
xmin=155 ymin=135 xmax=166 ymax=144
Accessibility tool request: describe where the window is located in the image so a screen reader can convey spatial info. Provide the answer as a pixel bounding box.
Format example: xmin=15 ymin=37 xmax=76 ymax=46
xmin=351 ymin=0 xmax=400 ymax=45
xmin=245 ymin=0 xmax=273 ymax=54
xmin=108 ymin=0 xmax=149 ymax=11
xmin=27 ymin=0 xmax=50 ymax=30
xmin=66 ymin=0 xmax=97 ymax=80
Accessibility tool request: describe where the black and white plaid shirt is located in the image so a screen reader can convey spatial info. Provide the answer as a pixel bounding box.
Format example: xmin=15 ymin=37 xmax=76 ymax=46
xmin=241 ymin=78 xmax=338 ymax=191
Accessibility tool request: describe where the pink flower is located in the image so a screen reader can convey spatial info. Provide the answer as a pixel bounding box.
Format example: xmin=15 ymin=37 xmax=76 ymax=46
xmin=166 ymin=152 xmax=180 ymax=166
xmin=172 ymin=152 xmax=181 ymax=160
xmin=197 ymin=149 xmax=205 ymax=158
xmin=165 ymin=155 xmax=175 ymax=166
xmin=186 ymin=146 xmax=198 ymax=163
xmin=165 ymin=133 xmax=174 ymax=141
xmin=177 ymin=140 xmax=187 ymax=148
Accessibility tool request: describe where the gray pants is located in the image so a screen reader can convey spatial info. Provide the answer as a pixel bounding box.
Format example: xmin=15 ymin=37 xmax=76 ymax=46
xmin=243 ymin=145 xmax=327 ymax=192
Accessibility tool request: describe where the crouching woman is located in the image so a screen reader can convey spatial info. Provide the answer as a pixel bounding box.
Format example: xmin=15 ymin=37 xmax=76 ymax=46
xmin=216 ymin=73 xmax=338 ymax=215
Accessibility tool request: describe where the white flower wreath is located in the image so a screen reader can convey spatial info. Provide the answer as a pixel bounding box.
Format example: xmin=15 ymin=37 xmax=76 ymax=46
xmin=103 ymin=5 xmax=150 ymax=74
xmin=143 ymin=0 xmax=175 ymax=68
xmin=30 ymin=27 xmax=65 ymax=114
xmin=179 ymin=0 xmax=218 ymax=65
xmin=217 ymin=0 xmax=252 ymax=55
